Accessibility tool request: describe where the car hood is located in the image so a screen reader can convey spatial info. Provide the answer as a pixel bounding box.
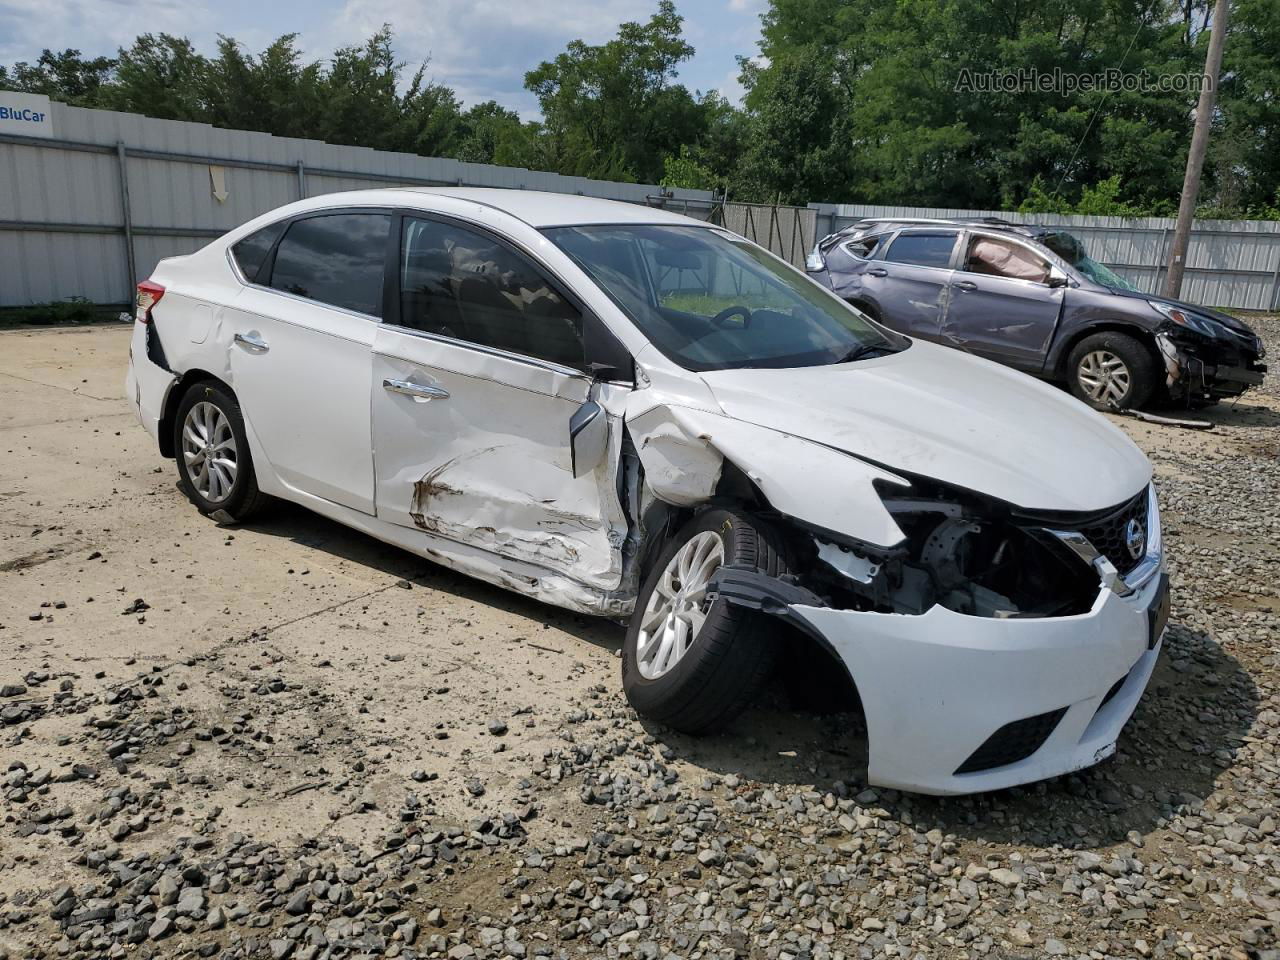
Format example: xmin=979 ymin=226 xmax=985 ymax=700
xmin=698 ymin=340 xmax=1151 ymax=513
xmin=1107 ymin=288 xmax=1256 ymax=336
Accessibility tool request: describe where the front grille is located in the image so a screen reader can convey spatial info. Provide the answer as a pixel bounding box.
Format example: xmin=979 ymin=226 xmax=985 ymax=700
xmin=1077 ymin=490 xmax=1149 ymax=576
xmin=954 ymin=707 xmax=1068 ymax=775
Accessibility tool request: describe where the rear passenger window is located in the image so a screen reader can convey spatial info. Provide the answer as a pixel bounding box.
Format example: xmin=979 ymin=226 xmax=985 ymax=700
xmin=398 ymin=217 xmax=584 ymax=370
xmin=268 ymin=213 xmax=391 ymax=317
xmin=231 ymin=221 xmax=286 ymax=283
xmin=883 ymin=232 xmax=957 ymax=269
xmin=844 ymin=235 xmax=883 ymax=259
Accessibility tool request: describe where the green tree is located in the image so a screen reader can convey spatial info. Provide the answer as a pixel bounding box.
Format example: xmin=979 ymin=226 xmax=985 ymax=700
xmin=525 ymin=0 xmax=706 ymax=182
xmin=107 ymin=34 xmax=208 ymax=120
xmin=201 ymin=35 xmax=325 ymax=139
xmin=0 ymin=49 xmax=116 ymax=105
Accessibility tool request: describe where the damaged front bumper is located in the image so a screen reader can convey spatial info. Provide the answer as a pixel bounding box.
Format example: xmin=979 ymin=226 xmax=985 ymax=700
xmin=709 ymin=488 xmax=1171 ymax=796
xmin=1156 ymin=330 xmax=1267 ymax=403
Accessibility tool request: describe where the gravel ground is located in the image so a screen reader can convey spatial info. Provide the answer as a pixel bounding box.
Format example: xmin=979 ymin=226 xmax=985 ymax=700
xmin=1 ymin=318 xmax=1277 ymax=960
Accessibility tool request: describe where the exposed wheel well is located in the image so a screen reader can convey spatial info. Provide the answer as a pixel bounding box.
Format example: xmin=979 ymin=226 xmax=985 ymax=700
xmin=157 ymin=370 xmax=231 ymax=458
xmin=1055 ymin=322 xmax=1159 ymax=379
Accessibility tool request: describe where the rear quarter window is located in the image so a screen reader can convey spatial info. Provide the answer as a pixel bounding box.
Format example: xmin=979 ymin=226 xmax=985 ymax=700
xmin=230 ymin=221 xmax=286 ymax=283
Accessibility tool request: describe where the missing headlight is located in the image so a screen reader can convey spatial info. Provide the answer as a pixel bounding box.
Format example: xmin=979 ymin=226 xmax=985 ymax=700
xmin=811 ymin=508 xmax=1098 ymax=619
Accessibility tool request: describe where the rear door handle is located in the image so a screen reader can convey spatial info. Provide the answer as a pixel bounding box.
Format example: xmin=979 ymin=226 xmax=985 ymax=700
xmin=234 ymin=332 xmax=269 ymax=351
xmin=383 ymin=378 xmax=449 ymax=402
xmin=955 ymin=280 xmax=978 ymax=291
xmin=866 ymin=267 xmax=888 ymax=277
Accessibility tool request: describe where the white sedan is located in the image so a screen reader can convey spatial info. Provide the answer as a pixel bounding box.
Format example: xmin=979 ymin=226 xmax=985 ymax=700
xmin=126 ymin=188 xmax=1170 ymax=795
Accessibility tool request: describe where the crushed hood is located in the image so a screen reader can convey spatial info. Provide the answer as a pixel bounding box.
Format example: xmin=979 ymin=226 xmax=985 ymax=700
xmin=698 ymin=340 xmax=1151 ymax=513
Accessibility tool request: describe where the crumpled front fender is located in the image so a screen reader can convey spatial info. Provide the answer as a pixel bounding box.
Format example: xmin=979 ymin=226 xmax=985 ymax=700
xmin=624 ymin=402 xmax=908 ymax=548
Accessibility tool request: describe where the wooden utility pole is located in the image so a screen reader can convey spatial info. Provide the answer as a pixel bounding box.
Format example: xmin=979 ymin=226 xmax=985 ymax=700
xmin=1164 ymin=0 xmax=1231 ymax=299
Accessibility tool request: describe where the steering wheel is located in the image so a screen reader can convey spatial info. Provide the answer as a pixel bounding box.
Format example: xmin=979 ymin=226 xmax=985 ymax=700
xmin=712 ymin=305 xmax=752 ymax=328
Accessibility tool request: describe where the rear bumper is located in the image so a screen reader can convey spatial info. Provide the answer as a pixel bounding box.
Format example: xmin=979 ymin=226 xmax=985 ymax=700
xmin=125 ymin=320 xmax=175 ymax=446
xmin=790 ymin=564 xmax=1168 ymax=796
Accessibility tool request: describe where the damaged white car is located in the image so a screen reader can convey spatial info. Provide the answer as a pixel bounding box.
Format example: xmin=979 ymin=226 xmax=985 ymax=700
xmin=126 ymin=188 xmax=1170 ymax=795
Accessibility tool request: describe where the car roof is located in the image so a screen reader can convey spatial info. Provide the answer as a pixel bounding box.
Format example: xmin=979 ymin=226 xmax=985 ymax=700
xmin=392 ymin=187 xmax=707 ymax=229
xmin=818 ymin=216 xmax=1056 ymax=252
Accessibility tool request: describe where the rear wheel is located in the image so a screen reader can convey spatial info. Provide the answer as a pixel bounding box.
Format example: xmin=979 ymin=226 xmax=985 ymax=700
xmin=173 ymin=381 xmax=269 ymax=522
xmin=1067 ymin=331 xmax=1157 ymax=411
xmin=623 ymin=508 xmax=790 ymax=734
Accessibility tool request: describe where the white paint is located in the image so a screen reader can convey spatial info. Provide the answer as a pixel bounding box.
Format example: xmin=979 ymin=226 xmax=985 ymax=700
xmin=125 ymin=187 xmax=1164 ymax=794
xmin=0 ymin=92 xmax=53 ymax=138
xmin=224 ymin=287 xmax=378 ymax=515
xmin=700 ymin=338 xmax=1151 ymax=512
xmin=793 ymin=566 xmax=1166 ymax=795
xmin=370 ymin=325 xmax=626 ymax=591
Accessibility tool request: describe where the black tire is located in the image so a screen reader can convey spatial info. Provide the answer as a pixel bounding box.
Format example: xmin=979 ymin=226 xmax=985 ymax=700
xmin=1066 ymin=331 xmax=1158 ymax=411
xmin=173 ymin=381 xmax=269 ymax=523
xmin=623 ymin=508 xmax=790 ymax=734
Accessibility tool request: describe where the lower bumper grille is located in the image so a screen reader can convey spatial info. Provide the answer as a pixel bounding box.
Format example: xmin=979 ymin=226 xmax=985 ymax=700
xmin=954 ymin=707 xmax=1068 ymax=775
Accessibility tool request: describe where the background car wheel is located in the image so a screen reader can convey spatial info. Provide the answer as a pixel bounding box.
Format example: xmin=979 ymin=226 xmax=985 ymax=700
xmin=1066 ymin=331 xmax=1157 ymax=411
xmin=623 ymin=508 xmax=791 ymax=734
xmin=173 ymin=381 xmax=269 ymax=522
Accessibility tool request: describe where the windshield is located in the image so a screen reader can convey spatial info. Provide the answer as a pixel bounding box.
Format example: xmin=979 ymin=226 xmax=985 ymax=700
xmin=543 ymin=224 xmax=901 ymax=371
xmin=1041 ymin=231 xmax=1138 ymax=292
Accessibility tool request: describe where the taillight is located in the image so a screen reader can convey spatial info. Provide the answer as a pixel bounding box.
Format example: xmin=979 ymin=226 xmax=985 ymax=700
xmin=135 ymin=280 xmax=165 ymax=323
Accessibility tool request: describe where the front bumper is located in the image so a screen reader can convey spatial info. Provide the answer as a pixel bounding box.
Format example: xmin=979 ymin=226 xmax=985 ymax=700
xmin=1157 ymin=331 xmax=1267 ymax=402
xmin=791 ymin=565 xmax=1167 ymax=795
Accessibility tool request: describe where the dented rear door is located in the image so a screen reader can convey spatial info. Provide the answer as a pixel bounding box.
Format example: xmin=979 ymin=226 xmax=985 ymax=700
xmin=370 ymin=326 xmax=627 ymax=592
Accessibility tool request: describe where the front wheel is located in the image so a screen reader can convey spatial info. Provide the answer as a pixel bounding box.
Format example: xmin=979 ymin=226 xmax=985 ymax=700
xmin=1066 ymin=331 xmax=1158 ymax=411
xmin=173 ymin=381 xmax=269 ymax=522
xmin=622 ymin=508 xmax=790 ymax=734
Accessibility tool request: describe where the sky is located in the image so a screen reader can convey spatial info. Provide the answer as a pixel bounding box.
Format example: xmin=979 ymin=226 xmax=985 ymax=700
xmin=0 ymin=0 xmax=768 ymax=117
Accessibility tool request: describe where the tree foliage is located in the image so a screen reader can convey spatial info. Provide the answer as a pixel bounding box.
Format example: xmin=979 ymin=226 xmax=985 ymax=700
xmin=2 ymin=1 xmax=1279 ymax=218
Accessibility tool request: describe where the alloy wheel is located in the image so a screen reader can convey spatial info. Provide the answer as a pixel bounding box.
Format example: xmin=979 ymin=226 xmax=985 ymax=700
xmin=182 ymin=401 xmax=238 ymax=503
xmin=1077 ymin=350 xmax=1132 ymax=406
xmin=636 ymin=531 xmax=725 ymax=680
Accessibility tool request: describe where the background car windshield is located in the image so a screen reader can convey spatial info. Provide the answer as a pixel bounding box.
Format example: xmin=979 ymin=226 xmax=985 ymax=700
xmin=1042 ymin=231 xmax=1138 ymax=291
xmin=545 ymin=225 xmax=896 ymax=370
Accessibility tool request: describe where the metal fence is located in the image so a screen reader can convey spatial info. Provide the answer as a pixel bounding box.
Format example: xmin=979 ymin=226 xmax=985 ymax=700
xmin=809 ymin=202 xmax=1280 ymax=312
xmin=0 ymin=98 xmax=715 ymax=307
xmin=713 ymin=202 xmax=818 ymax=270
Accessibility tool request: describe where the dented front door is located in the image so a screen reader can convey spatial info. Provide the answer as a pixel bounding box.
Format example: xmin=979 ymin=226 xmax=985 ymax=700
xmin=370 ymin=325 xmax=627 ymax=591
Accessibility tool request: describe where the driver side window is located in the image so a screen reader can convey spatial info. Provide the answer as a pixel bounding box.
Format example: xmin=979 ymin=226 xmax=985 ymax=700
xmin=398 ymin=217 xmax=585 ymax=370
xmin=964 ymin=236 xmax=1051 ymax=284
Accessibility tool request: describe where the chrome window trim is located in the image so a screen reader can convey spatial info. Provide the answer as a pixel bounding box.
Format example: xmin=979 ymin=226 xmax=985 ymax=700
xmin=379 ymin=320 xmax=592 ymax=382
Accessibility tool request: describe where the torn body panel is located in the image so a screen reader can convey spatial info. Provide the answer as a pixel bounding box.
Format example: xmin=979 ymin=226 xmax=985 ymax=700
xmin=371 ymin=325 xmax=628 ymax=597
xmin=1156 ymin=328 xmax=1267 ymax=404
xmin=623 ymin=401 xmax=909 ymax=548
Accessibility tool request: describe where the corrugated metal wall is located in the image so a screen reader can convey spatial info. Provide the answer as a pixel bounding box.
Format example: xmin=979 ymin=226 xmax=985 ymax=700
xmin=809 ymin=203 xmax=1280 ymax=311
xmin=714 ymin=203 xmax=817 ymax=269
xmin=0 ymin=100 xmax=715 ymax=306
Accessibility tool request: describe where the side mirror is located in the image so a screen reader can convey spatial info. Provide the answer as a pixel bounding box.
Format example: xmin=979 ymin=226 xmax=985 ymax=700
xmin=569 ymin=400 xmax=608 ymax=478
xmin=1047 ymin=272 xmax=1069 ymax=288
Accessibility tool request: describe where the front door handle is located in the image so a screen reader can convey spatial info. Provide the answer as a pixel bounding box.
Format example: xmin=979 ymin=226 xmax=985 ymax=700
xmin=234 ymin=331 xmax=269 ymax=351
xmin=383 ymin=378 xmax=449 ymax=402
xmin=955 ymin=280 xmax=978 ymax=291
xmin=866 ymin=267 xmax=888 ymax=277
